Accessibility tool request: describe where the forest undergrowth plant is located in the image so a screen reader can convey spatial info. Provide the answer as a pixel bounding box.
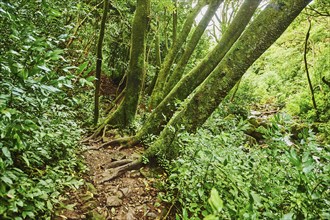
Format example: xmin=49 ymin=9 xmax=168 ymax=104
xmin=0 ymin=1 xmax=93 ymax=219
xmin=162 ymin=111 xmax=329 ymax=219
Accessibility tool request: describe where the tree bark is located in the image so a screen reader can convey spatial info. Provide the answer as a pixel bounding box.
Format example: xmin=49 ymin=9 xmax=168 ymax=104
xmin=96 ymin=0 xmax=150 ymax=129
xmin=94 ymin=0 xmax=109 ymax=125
xmin=144 ymin=0 xmax=311 ymax=160
xmin=133 ymin=0 xmax=261 ymax=141
xmin=164 ymin=0 xmax=224 ymax=96
xmin=146 ymin=25 xmax=162 ymax=96
xmin=149 ymin=0 xmax=207 ymax=109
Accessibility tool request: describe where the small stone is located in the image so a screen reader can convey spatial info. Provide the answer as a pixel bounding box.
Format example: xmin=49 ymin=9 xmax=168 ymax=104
xmin=126 ymin=208 xmax=135 ymax=220
xmin=120 ymin=187 xmax=131 ymax=197
xmin=106 ymin=196 xmax=122 ymax=207
xmin=147 ymin=212 xmax=158 ymax=218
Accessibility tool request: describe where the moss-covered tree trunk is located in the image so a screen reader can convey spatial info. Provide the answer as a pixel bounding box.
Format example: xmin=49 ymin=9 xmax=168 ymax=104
xmin=149 ymin=0 xmax=207 ymax=109
xmin=144 ymin=0 xmax=311 ymax=159
xmin=129 ymin=0 xmax=261 ymax=142
xmin=163 ymin=0 xmax=224 ymax=96
xmin=94 ymin=0 xmax=150 ymax=131
xmin=146 ymin=26 xmax=162 ymax=96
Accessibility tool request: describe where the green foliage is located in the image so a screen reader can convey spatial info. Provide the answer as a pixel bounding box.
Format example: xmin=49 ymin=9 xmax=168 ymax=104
xmin=0 ymin=1 xmax=91 ymax=218
xmin=243 ymin=11 xmax=330 ymax=122
xmin=162 ymin=111 xmax=329 ymax=219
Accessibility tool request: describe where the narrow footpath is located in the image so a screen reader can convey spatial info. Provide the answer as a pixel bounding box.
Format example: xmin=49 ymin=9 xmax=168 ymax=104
xmin=54 ymin=142 xmax=168 ymax=220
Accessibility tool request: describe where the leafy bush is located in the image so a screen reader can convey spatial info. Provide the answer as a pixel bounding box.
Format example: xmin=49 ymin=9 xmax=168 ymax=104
xmin=163 ymin=112 xmax=329 ymax=219
xmin=0 ymin=1 xmax=92 ymax=219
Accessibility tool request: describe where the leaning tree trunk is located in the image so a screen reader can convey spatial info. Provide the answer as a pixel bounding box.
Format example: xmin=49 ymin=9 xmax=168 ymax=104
xmin=149 ymin=0 xmax=207 ymax=109
xmin=146 ymin=23 xmax=162 ymax=95
xmin=144 ymin=0 xmax=311 ymax=160
xmin=99 ymin=0 xmax=261 ymax=148
xmin=134 ymin=0 xmax=261 ymax=142
xmin=93 ymin=0 xmax=150 ymax=134
xmin=164 ymin=0 xmax=224 ymax=96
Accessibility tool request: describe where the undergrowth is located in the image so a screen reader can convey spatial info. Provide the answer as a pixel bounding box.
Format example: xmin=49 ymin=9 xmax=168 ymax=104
xmin=162 ymin=109 xmax=329 ymax=219
xmin=0 ymin=1 xmax=94 ymax=219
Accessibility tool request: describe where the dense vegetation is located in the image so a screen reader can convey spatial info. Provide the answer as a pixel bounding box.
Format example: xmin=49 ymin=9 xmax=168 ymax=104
xmin=1 ymin=0 xmax=329 ymax=219
xmin=0 ymin=1 xmax=92 ymax=218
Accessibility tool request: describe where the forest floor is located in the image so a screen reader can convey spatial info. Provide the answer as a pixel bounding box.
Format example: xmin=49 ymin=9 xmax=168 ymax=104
xmin=54 ymin=141 xmax=169 ymax=220
xmin=54 ymin=76 xmax=169 ymax=219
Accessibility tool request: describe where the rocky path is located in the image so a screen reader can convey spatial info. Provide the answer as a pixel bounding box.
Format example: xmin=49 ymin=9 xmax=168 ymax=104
xmin=54 ymin=143 xmax=168 ymax=220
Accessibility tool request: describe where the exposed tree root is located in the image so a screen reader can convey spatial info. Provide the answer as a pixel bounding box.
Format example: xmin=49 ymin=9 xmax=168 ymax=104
xmin=81 ymin=135 xmax=102 ymax=145
xmin=92 ymin=136 xmax=140 ymax=150
xmin=97 ymin=159 xmax=142 ymax=183
xmin=101 ymin=159 xmax=133 ymax=169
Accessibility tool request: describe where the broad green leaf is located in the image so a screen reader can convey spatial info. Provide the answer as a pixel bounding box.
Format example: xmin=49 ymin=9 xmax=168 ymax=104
xmin=208 ymin=188 xmax=223 ymax=213
xmin=22 ymin=211 xmax=35 ymax=218
xmin=22 ymin=153 xmax=30 ymax=167
xmin=204 ymin=214 xmax=219 ymax=220
xmin=281 ymin=212 xmax=294 ymax=220
xmin=40 ymin=85 xmax=61 ymax=93
xmin=37 ymin=65 xmax=51 ymax=72
xmin=77 ymin=61 xmax=89 ymax=75
xmin=251 ymin=191 xmax=262 ymax=206
xmin=1 ymin=176 xmax=13 ymax=185
xmin=10 ymin=50 xmax=20 ymax=56
xmin=86 ymin=76 xmax=96 ymax=82
xmin=2 ymin=147 xmax=11 ymax=159
xmin=47 ymin=200 xmax=53 ymax=210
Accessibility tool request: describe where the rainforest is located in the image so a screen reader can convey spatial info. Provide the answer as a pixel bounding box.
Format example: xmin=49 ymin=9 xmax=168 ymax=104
xmin=0 ymin=0 xmax=329 ymax=219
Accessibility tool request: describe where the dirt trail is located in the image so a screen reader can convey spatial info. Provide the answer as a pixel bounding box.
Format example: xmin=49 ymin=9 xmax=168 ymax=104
xmin=54 ymin=142 xmax=168 ymax=220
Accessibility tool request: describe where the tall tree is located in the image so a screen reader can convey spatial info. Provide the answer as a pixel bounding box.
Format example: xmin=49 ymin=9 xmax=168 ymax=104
xmin=164 ymin=0 xmax=224 ymax=97
xmin=94 ymin=0 xmax=150 ymax=132
xmin=144 ymin=0 xmax=312 ymax=159
xmin=94 ymin=0 xmax=109 ymax=125
xmin=99 ymin=0 xmax=261 ymax=147
xmin=149 ymin=0 xmax=207 ymax=109
xmin=96 ymin=0 xmax=311 ymax=182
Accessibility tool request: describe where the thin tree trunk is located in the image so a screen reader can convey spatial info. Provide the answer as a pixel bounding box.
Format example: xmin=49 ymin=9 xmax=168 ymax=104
xmin=164 ymin=0 xmax=224 ymax=96
xmin=96 ymin=0 xmax=150 ymax=129
xmin=134 ymin=0 xmax=261 ymax=140
xmin=304 ymin=18 xmax=318 ymax=116
xmin=172 ymin=0 xmax=178 ymax=45
xmin=146 ymin=25 xmax=162 ymax=96
xmin=144 ymin=0 xmax=311 ymax=160
xmin=94 ymin=0 xmax=109 ymax=125
xmin=149 ymin=0 xmax=207 ymax=109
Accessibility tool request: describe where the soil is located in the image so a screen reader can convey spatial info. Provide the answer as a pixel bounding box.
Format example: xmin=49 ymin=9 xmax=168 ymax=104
xmin=54 ymin=78 xmax=170 ymax=220
xmin=53 ymin=142 xmax=169 ymax=220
